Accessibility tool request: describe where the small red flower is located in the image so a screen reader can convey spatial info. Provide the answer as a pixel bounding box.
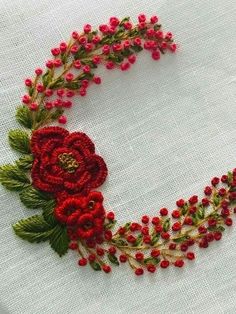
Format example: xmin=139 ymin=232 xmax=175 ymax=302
xmin=118 ymin=227 xmax=126 ymax=235
xmin=130 ymin=222 xmax=141 ymax=231
xmin=199 ymin=238 xmax=208 ymax=248
xmin=160 ymin=207 xmax=168 ymax=216
xmin=141 ymin=226 xmax=149 ymax=235
xmin=221 ymin=200 xmax=229 ymax=209
xmin=176 ymin=199 xmax=185 ymax=208
xmin=221 ymin=175 xmax=228 ymax=183
xmin=172 ymin=210 xmax=181 ymax=218
xmin=127 ymin=234 xmax=136 ymax=243
xmin=106 ymin=212 xmax=115 ymax=220
xmin=206 ymin=233 xmax=214 ymax=242
xmin=143 ymin=235 xmax=151 ymax=244
xmin=204 ymin=186 xmax=212 ymax=196
xmin=150 ymin=217 xmax=159 ymax=226
xmin=221 ymin=208 xmax=230 ymax=217
xmin=198 ymin=226 xmax=207 ymax=234
xmin=189 ymin=206 xmax=197 ymax=214
xmin=211 ymin=177 xmax=220 ymax=186
xmin=208 ymin=219 xmax=217 ymax=227
xmin=214 ymin=232 xmax=222 ymax=241
xmin=141 ymin=215 xmax=149 ymax=224
xmin=97 ymin=247 xmax=105 ymax=256
xmin=102 ymin=264 xmax=111 ymax=273
xmin=186 ymin=252 xmax=195 ymax=260
xmin=174 ymin=260 xmax=184 ymax=267
xmin=108 ymin=246 xmax=116 ymax=255
xmin=147 ymin=264 xmax=156 ymax=273
xmin=155 ymin=225 xmax=163 ymax=233
xmin=119 ymin=254 xmax=127 ymax=263
xmin=135 ymin=268 xmax=144 ymax=276
xmin=104 ymin=230 xmax=112 ymax=240
xmin=69 ymin=242 xmax=78 ymax=250
xmin=78 ymin=258 xmax=87 ymax=266
xmin=202 ymin=198 xmax=210 ymax=207
xmin=31 ymin=127 xmax=107 ymax=200
xmin=180 ymin=243 xmax=188 ymax=252
xmin=188 ymin=195 xmax=198 ymax=205
xmin=160 ymin=260 xmax=169 ymax=268
xmin=172 ymin=222 xmax=182 ymax=232
xmin=184 ymin=216 xmax=193 ymax=225
xmin=135 ymin=252 xmax=144 ymax=261
xmin=161 ymin=232 xmax=170 ymax=240
xmin=225 ymin=217 xmax=233 ymax=226
xmin=151 ymin=249 xmax=160 ymax=258
xmin=54 ymin=191 xmax=105 ymax=241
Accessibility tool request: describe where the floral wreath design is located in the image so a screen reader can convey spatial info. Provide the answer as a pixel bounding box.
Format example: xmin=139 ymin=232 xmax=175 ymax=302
xmin=1 ymin=14 xmax=235 ymax=276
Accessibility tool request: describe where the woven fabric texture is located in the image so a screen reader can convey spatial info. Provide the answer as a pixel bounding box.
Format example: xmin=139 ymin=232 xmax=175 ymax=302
xmin=0 ymin=0 xmax=236 ymax=313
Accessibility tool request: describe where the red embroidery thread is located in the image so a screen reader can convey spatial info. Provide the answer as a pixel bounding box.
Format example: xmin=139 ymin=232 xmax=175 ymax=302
xmin=3 ymin=15 xmax=235 ymax=276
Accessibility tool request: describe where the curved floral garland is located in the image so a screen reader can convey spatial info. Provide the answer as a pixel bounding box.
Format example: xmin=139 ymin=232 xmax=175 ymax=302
xmin=1 ymin=14 xmax=235 ymax=276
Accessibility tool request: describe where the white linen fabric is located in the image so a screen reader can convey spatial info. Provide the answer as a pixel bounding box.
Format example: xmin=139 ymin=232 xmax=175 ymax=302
xmin=0 ymin=0 xmax=236 ymax=313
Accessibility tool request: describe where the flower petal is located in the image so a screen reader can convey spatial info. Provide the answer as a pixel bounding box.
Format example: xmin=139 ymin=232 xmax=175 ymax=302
xmin=64 ymin=132 xmax=95 ymax=155
xmin=85 ymin=154 xmax=108 ymax=189
xmin=31 ymin=127 xmax=69 ymax=156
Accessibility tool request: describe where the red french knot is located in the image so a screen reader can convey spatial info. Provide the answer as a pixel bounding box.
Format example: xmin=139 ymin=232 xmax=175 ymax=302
xmin=54 ymin=191 xmax=106 ymax=241
xmin=31 ymin=126 xmax=107 ymax=201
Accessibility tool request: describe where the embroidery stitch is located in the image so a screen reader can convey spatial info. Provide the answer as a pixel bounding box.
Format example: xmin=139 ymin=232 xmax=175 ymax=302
xmin=2 ymin=14 xmax=234 ymax=276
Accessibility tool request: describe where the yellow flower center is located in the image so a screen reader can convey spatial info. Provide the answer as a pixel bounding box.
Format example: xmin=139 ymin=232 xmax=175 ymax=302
xmin=58 ymin=153 xmax=80 ymax=173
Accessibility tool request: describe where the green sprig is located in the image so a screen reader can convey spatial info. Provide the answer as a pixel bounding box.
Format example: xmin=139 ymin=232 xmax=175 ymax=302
xmin=0 ymin=164 xmax=30 ymax=191
xmin=8 ymin=129 xmax=31 ymax=154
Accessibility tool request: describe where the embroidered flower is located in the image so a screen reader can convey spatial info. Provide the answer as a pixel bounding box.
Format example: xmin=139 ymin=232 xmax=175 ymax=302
xmin=31 ymin=127 xmax=107 ymax=200
xmin=54 ymin=191 xmax=105 ymax=240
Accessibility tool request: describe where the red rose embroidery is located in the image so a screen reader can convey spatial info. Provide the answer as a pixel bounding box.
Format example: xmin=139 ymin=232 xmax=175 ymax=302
xmin=31 ymin=127 xmax=107 ymax=200
xmin=54 ymin=191 xmax=105 ymax=240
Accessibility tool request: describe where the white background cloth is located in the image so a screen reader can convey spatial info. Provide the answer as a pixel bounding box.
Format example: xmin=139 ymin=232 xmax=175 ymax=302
xmin=0 ymin=0 xmax=236 ymax=313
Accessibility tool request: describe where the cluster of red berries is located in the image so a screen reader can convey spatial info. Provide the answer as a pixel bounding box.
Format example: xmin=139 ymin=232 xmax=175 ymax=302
xmin=21 ymin=14 xmax=176 ymax=124
xmin=67 ymin=168 xmax=236 ymax=275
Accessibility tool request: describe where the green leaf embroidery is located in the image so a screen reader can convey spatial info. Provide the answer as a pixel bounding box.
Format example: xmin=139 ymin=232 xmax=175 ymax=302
xmin=80 ymin=60 xmax=97 ymax=68
xmin=154 ymin=24 xmax=161 ymax=31
xmin=8 ymin=129 xmax=31 ymax=154
xmin=122 ymin=49 xmax=133 ymax=57
xmin=50 ymin=108 xmax=64 ymax=120
xmin=119 ymin=17 xmax=130 ymax=25
xmin=12 ymin=215 xmax=54 ymax=243
xmin=42 ymin=70 xmax=53 ymax=87
xmin=151 ymin=233 xmax=160 ymax=245
xmin=181 ymin=204 xmax=189 ymax=215
xmin=49 ymin=224 xmax=70 ymax=257
xmin=42 ymin=201 xmax=57 ymax=226
xmin=131 ymin=45 xmax=143 ymax=53
xmin=213 ymin=195 xmax=220 ymax=207
xmin=208 ymin=225 xmax=225 ymax=232
xmin=113 ymin=239 xmax=127 ymax=246
xmin=124 ymin=222 xmax=131 ymax=230
xmin=49 ymin=77 xmax=65 ymax=89
xmin=15 ymin=106 xmax=33 ymax=129
xmin=104 ymin=220 xmax=117 ymax=230
xmin=89 ymin=261 xmax=101 ymax=271
xmin=196 ymin=207 xmax=205 ymax=219
xmin=107 ymin=253 xmax=119 ymax=265
xmin=0 ymin=164 xmax=30 ymax=191
xmin=19 ymin=186 xmax=54 ymax=209
xmin=173 ymin=235 xmax=189 ymax=243
xmin=134 ymin=233 xmax=143 ymax=246
xmin=16 ymin=155 xmax=34 ymax=170
xmin=35 ymin=108 xmax=49 ymax=123
xmin=64 ymin=82 xmax=80 ymax=90
xmin=144 ymin=257 xmax=160 ymax=265
xmin=163 ymin=218 xmax=170 ymax=232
